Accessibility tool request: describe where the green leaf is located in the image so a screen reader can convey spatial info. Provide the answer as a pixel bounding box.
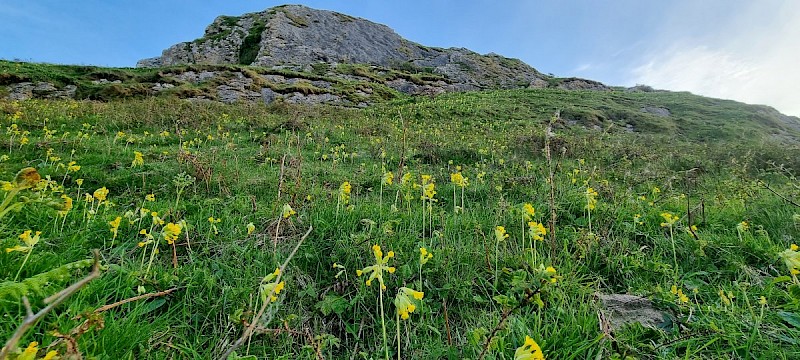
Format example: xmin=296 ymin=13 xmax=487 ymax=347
xmin=773 ymin=276 xmax=793 ymax=284
xmin=789 ymin=284 xmax=800 ymax=300
xmin=778 ymin=311 xmax=800 ymax=329
xmin=315 ymin=294 xmax=349 ymax=316
xmin=142 ymin=298 xmax=166 ymax=314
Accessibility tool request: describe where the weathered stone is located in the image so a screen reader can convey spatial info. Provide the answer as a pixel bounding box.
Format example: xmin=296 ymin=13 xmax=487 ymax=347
xmin=597 ymin=293 xmax=671 ymax=331
xmin=135 ymin=5 xmax=564 ymax=94
xmin=261 ymin=87 xmax=280 ymax=104
xmin=7 ymin=82 xmax=34 ymax=100
xmin=641 ymin=106 xmax=671 ymax=117
xmin=32 ymin=82 xmax=58 ymax=96
xmin=557 ymin=78 xmax=610 ymax=91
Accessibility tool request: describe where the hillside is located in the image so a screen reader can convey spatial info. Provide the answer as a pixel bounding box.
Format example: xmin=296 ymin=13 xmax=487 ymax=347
xmin=3 ymin=4 xmax=800 ymax=360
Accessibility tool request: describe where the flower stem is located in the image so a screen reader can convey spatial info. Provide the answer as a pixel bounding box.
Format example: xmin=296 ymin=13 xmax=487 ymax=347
xmin=13 ymin=248 xmax=33 ymax=282
xmin=380 ymin=289 xmax=388 ymax=360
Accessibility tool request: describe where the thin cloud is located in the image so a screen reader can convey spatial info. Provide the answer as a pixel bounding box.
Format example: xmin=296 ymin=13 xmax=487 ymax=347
xmin=628 ymin=1 xmax=800 ymax=117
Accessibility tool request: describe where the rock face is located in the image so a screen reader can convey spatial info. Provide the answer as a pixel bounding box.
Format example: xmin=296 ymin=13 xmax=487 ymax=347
xmin=137 ymin=4 xmax=577 ymax=92
xmin=8 ymin=82 xmax=77 ymax=101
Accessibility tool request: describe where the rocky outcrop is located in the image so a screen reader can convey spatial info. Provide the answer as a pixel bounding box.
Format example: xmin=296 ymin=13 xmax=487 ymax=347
xmin=7 ymin=82 xmax=77 ymax=101
xmin=137 ymin=5 xmax=568 ymax=92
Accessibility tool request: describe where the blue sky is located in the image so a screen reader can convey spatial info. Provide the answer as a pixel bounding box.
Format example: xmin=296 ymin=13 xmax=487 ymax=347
xmin=2 ymin=1 xmax=799 ymax=116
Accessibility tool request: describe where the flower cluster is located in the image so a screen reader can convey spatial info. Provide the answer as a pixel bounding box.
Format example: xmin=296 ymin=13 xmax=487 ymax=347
xmin=394 ymin=287 xmax=424 ymax=320
xmin=356 ymin=244 xmax=395 ymax=290
xmin=660 ymin=212 xmax=679 ymax=227
xmin=260 ymin=268 xmax=286 ymax=303
xmin=515 ymin=335 xmax=545 ymax=360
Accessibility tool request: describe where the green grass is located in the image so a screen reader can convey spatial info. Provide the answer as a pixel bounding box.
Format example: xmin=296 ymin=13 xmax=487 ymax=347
xmin=0 ymin=87 xmax=799 ymax=359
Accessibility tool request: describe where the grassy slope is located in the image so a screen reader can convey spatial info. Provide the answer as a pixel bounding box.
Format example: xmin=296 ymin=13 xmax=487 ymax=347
xmin=1 ymin=83 xmax=800 ymax=358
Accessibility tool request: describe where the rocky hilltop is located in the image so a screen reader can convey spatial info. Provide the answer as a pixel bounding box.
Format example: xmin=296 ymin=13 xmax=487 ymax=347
xmin=138 ymin=4 xmax=605 ymax=94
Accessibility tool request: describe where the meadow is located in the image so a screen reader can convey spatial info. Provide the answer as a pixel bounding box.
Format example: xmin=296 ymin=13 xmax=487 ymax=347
xmin=1 ymin=89 xmax=800 ymax=359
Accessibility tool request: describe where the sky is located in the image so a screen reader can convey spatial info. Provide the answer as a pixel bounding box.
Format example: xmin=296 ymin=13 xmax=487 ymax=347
xmin=2 ymin=0 xmax=799 ymax=116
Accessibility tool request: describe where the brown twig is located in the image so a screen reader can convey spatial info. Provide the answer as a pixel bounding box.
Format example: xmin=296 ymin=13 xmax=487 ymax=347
xmin=1 ymin=250 xmax=102 ymax=359
xmin=277 ymin=154 xmax=287 ymax=201
xmin=545 ymin=112 xmax=558 ymax=257
xmin=91 ymin=287 xmax=178 ymax=315
xmin=443 ymin=298 xmax=453 ymax=346
xmin=218 ymin=226 xmax=313 ymax=360
xmin=477 ymin=290 xmax=540 ymax=360
xmin=758 ymin=180 xmax=800 ymax=208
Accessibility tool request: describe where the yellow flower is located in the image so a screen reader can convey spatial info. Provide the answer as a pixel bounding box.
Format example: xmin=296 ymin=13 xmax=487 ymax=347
xmin=246 ymin=222 xmax=255 ymax=235
xmin=282 ymin=203 xmax=296 ymax=219
xmin=21 ymin=341 xmax=39 ymax=358
xmin=132 ymin=151 xmax=144 ymax=167
xmin=660 ymin=212 xmax=679 ymax=227
xmin=109 ymin=216 xmax=122 ymax=237
xmin=162 ymin=222 xmax=182 ymax=244
xmin=93 ymin=187 xmax=109 ymax=202
xmin=779 ymin=244 xmax=800 ymax=276
xmin=67 ymin=161 xmax=80 ymax=172
xmin=515 ymin=336 xmax=544 ymax=360
xmin=394 ymin=287 xmax=424 ymax=320
xmin=76 ymin=178 xmax=84 ymax=186
xmin=145 ymin=194 xmax=155 ymax=202
xmin=382 ymin=171 xmax=393 ymax=186
xmin=585 ymin=187 xmax=598 ymax=210
xmin=19 ymin=230 xmax=42 ymax=247
xmin=736 ymin=221 xmax=749 ymax=232
xmin=528 ymin=221 xmax=547 ymax=241
xmin=495 ymin=226 xmax=509 ymax=242
xmin=450 ymin=172 xmax=468 ymax=188
xmin=5 ymin=245 xmax=30 ymax=253
xmin=523 ymin=203 xmax=536 ymax=220
xmin=358 ymin=244 xmax=394 ymax=290
xmin=339 ymin=181 xmax=352 ymax=204
xmin=419 ymin=247 xmax=433 ymax=265
xmin=59 ymin=194 xmax=73 ymax=215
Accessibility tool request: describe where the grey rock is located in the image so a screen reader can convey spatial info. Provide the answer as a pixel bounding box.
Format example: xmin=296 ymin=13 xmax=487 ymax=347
xmin=641 ymin=106 xmax=671 ymax=117
xmin=597 ymin=293 xmax=671 ymax=331
xmin=284 ymin=92 xmax=341 ymax=105
xmin=261 ymin=87 xmax=280 ymax=104
xmin=32 ymin=82 xmax=58 ymax=95
xmin=557 ymin=78 xmax=610 ymax=91
xmin=6 ymin=82 xmax=76 ymax=100
xmin=8 ymin=82 xmax=35 ymax=100
xmin=136 ymin=5 xmax=561 ymax=93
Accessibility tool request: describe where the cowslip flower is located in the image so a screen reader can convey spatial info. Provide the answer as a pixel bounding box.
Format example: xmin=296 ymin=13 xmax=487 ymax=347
xmin=162 ymin=222 xmax=182 ymax=244
xmin=59 ymin=194 xmax=73 ymax=216
xmin=109 ymin=216 xmax=122 ymax=237
xmin=339 ymin=181 xmax=352 ymax=204
xmin=515 ymin=336 xmax=544 ymax=360
xmin=660 ymin=212 xmax=679 ymax=227
xmin=356 ymin=244 xmax=395 ymax=291
xmin=382 ymin=171 xmax=393 ymax=186
xmin=282 ymin=203 xmax=296 ymax=219
xmin=419 ymin=247 xmax=433 ymax=265
xmin=523 ymin=203 xmax=536 ymax=221
xmin=779 ymin=244 xmax=800 ymax=276
xmin=736 ymin=221 xmax=749 ymax=233
xmin=394 ymin=287 xmax=424 ymax=320
xmin=450 ymin=172 xmax=468 ymax=188
xmin=585 ymin=187 xmax=598 ymax=210
xmin=246 ymin=222 xmax=255 ymax=235
xmin=145 ymin=194 xmax=155 ymax=202
xmin=6 ymin=230 xmax=41 ymax=253
xmin=528 ymin=222 xmax=547 ymax=241
xmin=495 ymin=226 xmax=509 ymax=242
xmin=132 ymin=151 xmax=144 ymax=167
xmin=260 ymin=268 xmax=285 ymax=303
xmin=93 ymin=187 xmax=109 ymax=202
xmin=671 ymin=284 xmax=690 ymax=304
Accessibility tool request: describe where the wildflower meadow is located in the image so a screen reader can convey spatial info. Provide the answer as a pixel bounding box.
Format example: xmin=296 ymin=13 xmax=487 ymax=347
xmin=1 ymin=91 xmax=800 ymax=359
